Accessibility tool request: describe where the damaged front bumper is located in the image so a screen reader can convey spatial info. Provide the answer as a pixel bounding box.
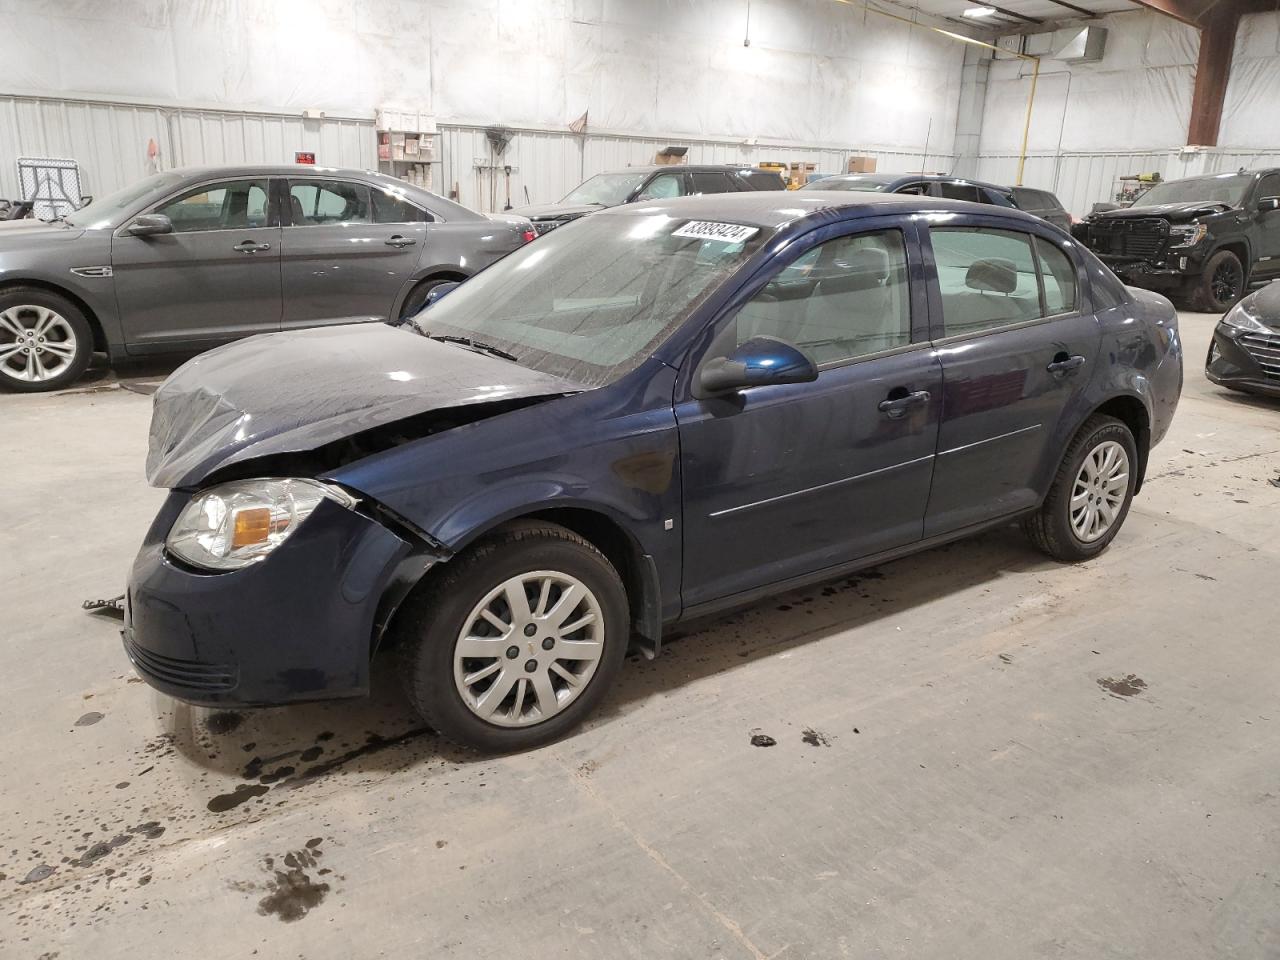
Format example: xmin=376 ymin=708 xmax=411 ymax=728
xmin=124 ymin=491 xmax=425 ymax=707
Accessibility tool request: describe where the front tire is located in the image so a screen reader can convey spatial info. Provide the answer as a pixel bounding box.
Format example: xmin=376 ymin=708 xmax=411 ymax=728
xmin=395 ymin=521 xmax=629 ymax=752
xmin=1023 ymin=415 xmax=1138 ymax=563
xmin=1190 ymin=249 xmax=1245 ymax=313
xmin=0 ymin=287 xmax=94 ymax=392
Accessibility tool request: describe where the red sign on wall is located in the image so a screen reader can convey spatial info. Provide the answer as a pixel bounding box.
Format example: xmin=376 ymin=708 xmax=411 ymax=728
xmin=295 ymin=152 xmax=316 ymax=165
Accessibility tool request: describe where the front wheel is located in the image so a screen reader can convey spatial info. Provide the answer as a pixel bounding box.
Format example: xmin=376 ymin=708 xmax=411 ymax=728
xmin=395 ymin=521 xmax=630 ymax=752
xmin=1023 ymin=415 xmax=1138 ymax=562
xmin=1190 ymin=249 xmax=1245 ymax=313
xmin=0 ymin=288 xmax=94 ymax=392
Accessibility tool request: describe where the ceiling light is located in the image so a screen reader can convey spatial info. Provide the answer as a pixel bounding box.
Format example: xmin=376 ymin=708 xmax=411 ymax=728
xmin=962 ymin=6 xmax=997 ymax=16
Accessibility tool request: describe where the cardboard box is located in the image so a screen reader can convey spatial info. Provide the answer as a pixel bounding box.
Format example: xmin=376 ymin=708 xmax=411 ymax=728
xmin=846 ymin=155 xmax=877 ymax=173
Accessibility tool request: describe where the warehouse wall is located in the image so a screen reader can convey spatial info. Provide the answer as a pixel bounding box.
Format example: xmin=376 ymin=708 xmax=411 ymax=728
xmin=0 ymin=0 xmax=967 ymax=208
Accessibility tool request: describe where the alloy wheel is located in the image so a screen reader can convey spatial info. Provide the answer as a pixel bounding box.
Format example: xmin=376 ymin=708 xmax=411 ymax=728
xmin=1069 ymin=440 xmax=1129 ymax=543
xmin=0 ymin=305 xmax=79 ymax=383
xmin=452 ymin=570 xmax=605 ymax=727
xmin=1211 ymin=259 xmax=1242 ymax=304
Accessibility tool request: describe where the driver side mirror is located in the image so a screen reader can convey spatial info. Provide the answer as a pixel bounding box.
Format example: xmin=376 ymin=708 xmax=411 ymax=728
xmin=1258 ymin=197 xmax=1280 ymax=213
xmin=424 ymin=281 xmax=460 ymax=308
xmin=126 ymin=213 xmax=173 ymax=236
xmin=697 ymin=336 xmax=818 ymax=398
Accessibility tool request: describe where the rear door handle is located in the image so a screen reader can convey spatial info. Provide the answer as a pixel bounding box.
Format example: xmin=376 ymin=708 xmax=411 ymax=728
xmin=233 ymin=240 xmax=271 ymax=254
xmin=878 ymin=389 xmax=931 ymax=419
xmin=1046 ymin=353 xmax=1086 ymax=375
xmin=385 ymin=235 xmax=417 ymax=248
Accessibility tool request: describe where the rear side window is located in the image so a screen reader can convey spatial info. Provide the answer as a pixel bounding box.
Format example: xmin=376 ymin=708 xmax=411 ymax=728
xmin=1036 ymin=236 xmax=1078 ymax=314
xmin=690 ymin=171 xmax=734 ymax=195
xmin=289 ymin=180 xmax=371 ymax=225
xmin=738 ymin=170 xmax=786 ymax=191
xmin=372 ymin=189 xmax=429 ymax=223
xmin=1012 ymin=187 xmax=1064 ymax=213
xmin=932 ymin=227 xmax=1042 ymax=336
xmin=938 ymin=182 xmax=983 ymax=203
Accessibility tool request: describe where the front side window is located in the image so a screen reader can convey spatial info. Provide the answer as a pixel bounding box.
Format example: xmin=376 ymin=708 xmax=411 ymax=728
xmin=637 ymin=173 xmax=687 ymax=201
xmin=288 ymin=180 xmax=371 ymax=225
xmin=154 ymin=179 xmax=270 ymax=233
xmin=730 ymin=230 xmax=911 ymax=365
xmin=895 ymin=182 xmax=931 ymax=196
xmin=932 ymin=227 xmax=1043 ymax=336
xmin=413 ymin=212 xmax=767 ymax=387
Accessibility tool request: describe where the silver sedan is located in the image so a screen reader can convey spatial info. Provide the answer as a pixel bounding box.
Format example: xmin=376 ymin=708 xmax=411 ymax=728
xmin=0 ymin=164 xmax=534 ymax=391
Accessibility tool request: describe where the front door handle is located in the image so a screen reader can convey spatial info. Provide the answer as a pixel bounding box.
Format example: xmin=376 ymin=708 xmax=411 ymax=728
xmin=385 ymin=235 xmax=417 ymax=248
xmin=233 ymin=240 xmax=271 ymax=254
xmin=878 ymin=389 xmax=931 ymax=419
xmin=1046 ymin=353 xmax=1086 ymax=375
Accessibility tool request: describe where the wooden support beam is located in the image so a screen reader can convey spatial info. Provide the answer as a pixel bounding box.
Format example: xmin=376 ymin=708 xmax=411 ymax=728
xmin=1187 ymin=6 xmax=1240 ymax=146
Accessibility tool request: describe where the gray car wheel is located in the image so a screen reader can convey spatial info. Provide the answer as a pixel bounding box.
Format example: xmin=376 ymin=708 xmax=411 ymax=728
xmin=0 ymin=288 xmax=94 ymax=392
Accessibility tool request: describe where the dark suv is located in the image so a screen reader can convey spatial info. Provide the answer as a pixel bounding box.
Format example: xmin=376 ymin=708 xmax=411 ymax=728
xmin=1078 ymin=169 xmax=1280 ymax=312
xmin=512 ymin=164 xmax=785 ymax=234
xmin=802 ymin=174 xmax=1072 ymax=232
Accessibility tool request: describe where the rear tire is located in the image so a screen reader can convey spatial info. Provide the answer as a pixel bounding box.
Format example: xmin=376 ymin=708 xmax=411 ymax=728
xmin=1022 ymin=415 xmax=1138 ymax=563
xmin=0 ymin=287 xmax=94 ymax=392
xmin=1190 ymin=249 xmax=1245 ymax=313
xmin=395 ymin=521 xmax=630 ymax=752
xmin=397 ymin=277 xmax=458 ymax=322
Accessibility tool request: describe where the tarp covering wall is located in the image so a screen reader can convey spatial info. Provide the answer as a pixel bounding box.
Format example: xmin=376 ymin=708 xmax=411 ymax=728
xmin=0 ymin=0 xmax=964 ymax=154
xmin=1221 ymin=11 xmax=1280 ymax=148
xmin=977 ymin=10 xmax=1199 ymax=156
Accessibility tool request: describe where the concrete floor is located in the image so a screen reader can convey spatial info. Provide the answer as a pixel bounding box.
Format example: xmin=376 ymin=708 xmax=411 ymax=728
xmin=2 ymin=312 xmax=1278 ymax=959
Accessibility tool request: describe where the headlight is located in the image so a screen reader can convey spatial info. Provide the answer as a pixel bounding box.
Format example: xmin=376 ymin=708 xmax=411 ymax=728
xmin=166 ymin=478 xmax=358 ymax=571
xmin=1220 ymin=299 xmax=1270 ymax=333
xmin=1168 ymin=223 xmax=1207 ymax=248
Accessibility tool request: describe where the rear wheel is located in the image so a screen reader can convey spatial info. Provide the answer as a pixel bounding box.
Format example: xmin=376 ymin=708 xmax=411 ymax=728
xmin=398 ymin=277 xmax=458 ymax=322
xmin=1023 ymin=415 xmax=1138 ymax=562
xmin=1190 ymin=249 xmax=1245 ymax=313
xmin=0 ymin=288 xmax=93 ymax=392
xmin=395 ymin=521 xmax=629 ymax=752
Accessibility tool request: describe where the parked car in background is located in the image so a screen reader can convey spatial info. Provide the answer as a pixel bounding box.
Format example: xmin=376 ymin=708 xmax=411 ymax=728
xmin=127 ymin=190 xmax=1181 ymax=752
xmin=1078 ymin=169 xmax=1280 ymax=312
xmin=1206 ymin=281 xmax=1280 ymax=397
xmin=0 ymin=165 xmax=534 ymax=392
xmin=803 ymin=173 xmax=1073 ymax=233
xmin=511 ymin=164 xmax=785 ymax=235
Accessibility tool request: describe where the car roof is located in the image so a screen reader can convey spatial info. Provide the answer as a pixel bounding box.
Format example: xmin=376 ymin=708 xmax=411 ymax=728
xmin=600 ymin=164 xmax=780 ymax=176
xmin=820 ymin=172 xmax=1015 ymax=192
xmin=164 ymin=163 xmax=395 ymax=181
xmin=603 ymin=190 xmax=1051 ymax=231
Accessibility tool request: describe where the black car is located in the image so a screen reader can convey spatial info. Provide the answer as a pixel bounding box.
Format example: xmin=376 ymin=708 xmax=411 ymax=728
xmin=801 ymin=173 xmax=1073 ymax=233
xmin=512 ymin=164 xmax=785 ymax=235
xmin=1079 ymin=169 xmax=1280 ymax=312
xmin=1206 ymin=281 xmax=1280 ymax=397
xmin=125 ymin=190 xmax=1182 ymax=752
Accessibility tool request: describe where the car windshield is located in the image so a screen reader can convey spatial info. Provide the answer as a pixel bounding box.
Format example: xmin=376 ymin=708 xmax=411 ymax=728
xmin=63 ymin=171 xmax=189 ymax=228
xmin=561 ymin=172 xmax=649 ymax=207
xmin=811 ymin=175 xmax=893 ymax=192
xmin=412 ymin=212 xmax=768 ymax=387
xmin=1132 ymin=173 xmax=1252 ymax=208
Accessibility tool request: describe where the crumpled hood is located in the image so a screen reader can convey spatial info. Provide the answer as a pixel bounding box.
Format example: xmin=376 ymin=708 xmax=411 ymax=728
xmin=508 ymin=202 xmax=602 ymax=221
xmin=1094 ymin=200 xmax=1233 ymax=222
xmin=146 ymin=323 xmax=581 ymax=489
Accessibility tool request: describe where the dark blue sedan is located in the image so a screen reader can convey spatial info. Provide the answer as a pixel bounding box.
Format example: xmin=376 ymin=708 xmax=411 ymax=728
xmin=126 ymin=191 xmax=1183 ymax=751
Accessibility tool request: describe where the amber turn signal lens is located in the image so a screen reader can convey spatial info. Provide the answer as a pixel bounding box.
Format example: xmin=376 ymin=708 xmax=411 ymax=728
xmin=231 ymin=507 xmax=272 ymax=548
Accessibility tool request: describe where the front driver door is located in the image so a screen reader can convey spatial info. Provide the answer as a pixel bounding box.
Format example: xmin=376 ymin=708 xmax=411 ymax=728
xmin=279 ymin=177 xmax=428 ymax=328
xmin=1251 ymin=172 xmax=1280 ymax=279
xmin=676 ymin=220 xmax=942 ymax=610
xmin=112 ymin=177 xmax=281 ymax=348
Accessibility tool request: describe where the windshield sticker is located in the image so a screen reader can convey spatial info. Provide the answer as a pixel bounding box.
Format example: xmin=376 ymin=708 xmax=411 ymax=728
xmin=672 ymin=221 xmax=760 ymax=244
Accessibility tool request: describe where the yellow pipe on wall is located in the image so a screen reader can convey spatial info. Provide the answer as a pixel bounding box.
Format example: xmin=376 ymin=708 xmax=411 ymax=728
xmin=831 ymin=0 xmax=1041 ymax=185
